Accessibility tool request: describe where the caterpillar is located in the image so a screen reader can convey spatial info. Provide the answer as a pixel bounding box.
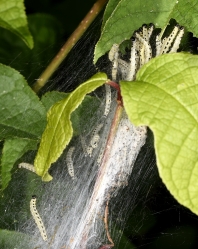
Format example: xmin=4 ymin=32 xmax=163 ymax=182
xmin=135 ymin=32 xmax=152 ymax=64
xmin=66 ymin=147 xmax=75 ymax=180
xmin=147 ymin=23 xmax=154 ymax=40
xmin=142 ymin=24 xmax=148 ymax=41
xmin=170 ymin=26 xmax=184 ymax=53
xmin=104 ymin=84 xmax=111 ymax=117
xmin=86 ymin=146 xmax=94 ymax=157
xmin=86 ymin=127 xmax=103 ymax=157
xmin=155 ymin=25 xmax=184 ymax=56
xmin=155 ymin=34 xmax=162 ymax=57
xmin=30 ymin=195 xmax=47 ymax=241
xmin=80 ymin=135 xmax=94 ymax=157
xmin=80 ymin=135 xmax=88 ymax=155
xmin=108 ymin=44 xmax=119 ymax=81
xmin=90 ymin=134 xmax=100 ymax=148
xmin=18 ymin=162 xmax=36 ymax=173
xmin=97 ymin=146 xmax=105 ymax=165
xmin=118 ymin=59 xmax=130 ymax=80
xmin=90 ymin=123 xmax=103 ymax=147
xmin=126 ymin=38 xmax=137 ymax=81
xmin=160 ymin=25 xmax=179 ymax=54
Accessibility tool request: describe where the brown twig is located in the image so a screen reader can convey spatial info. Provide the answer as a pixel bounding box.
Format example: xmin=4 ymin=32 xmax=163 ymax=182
xmin=104 ymin=201 xmax=114 ymax=247
xmin=80 ymin=104 xmax=123 ymax=248
xmin=106 ymin=80 xmax=123 ymax=106
xmin=32 ymin=0 xmax=108 ymax=93
xmin=98 ymin=201 xmax=114 ymax=249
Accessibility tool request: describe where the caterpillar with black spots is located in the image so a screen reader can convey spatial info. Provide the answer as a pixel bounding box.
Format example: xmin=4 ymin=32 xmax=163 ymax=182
xmin=86 ymin=123 xmax=104 ymax=157
xmin=170 ymin=26 xmax=184 ymax=53
xmin=30 ymin=195 xmax=48 ymax=241
xmin=66 ymin=147 xmax=76 ymax=180
xmin=104 ymin=84 xmax=111 ymax=117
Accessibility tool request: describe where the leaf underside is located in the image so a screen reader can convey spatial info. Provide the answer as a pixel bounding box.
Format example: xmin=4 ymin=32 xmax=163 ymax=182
xmin=120 ymin=53 xmax=198 ymax=215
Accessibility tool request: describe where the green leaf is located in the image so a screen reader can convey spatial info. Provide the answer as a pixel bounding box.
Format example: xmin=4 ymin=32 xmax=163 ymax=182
xmin=120 ymin=53 xmax=198 ymax=215
xmin=41 ymin=91 xmax=101 ymax=136
xmin=102 ymin=0 xmax=121 ymax=29
xmin=94 ymin=0 xmax=179 ymax=63
xmin=1 ymin=138 xmax=38 ymax=190
xmin=0 ymin=229 xmax=30 ymax=248
xmin=70 ymin=95 xmax=101 ymax=136
xmin=0 ymin=64 xmax=47 ymax=139
xmin=0 ymin=0 xmax=33 ymax=48
xmin=41 ymin=91 xmax=68 ymax=111
xmin=34 ymin=73 xmax=108 ymax=181
xmin=0 ymin=14 xmax=63 ymax=85
xmin=172 ymin=0 xmax=198 ymax=37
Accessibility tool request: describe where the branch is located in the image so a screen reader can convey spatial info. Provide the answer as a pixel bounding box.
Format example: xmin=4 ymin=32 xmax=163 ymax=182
xmin=32 ymin=0 xmax=108 ymax=93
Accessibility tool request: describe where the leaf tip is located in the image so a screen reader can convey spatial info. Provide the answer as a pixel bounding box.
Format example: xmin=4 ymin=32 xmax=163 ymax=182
xmin=42 ymin=172 xmax=53 ymax=182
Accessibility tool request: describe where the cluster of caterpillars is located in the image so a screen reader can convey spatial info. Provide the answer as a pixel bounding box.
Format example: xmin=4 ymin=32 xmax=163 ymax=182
xmin=98 ymin=23 xmax=184 ymax=249
xmin=109 ymin=23 xmax=184 ymax=82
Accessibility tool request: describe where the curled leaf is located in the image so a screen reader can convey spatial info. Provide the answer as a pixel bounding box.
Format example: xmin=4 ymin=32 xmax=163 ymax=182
xmin=34 ymin=73 xmax=108 ymax=181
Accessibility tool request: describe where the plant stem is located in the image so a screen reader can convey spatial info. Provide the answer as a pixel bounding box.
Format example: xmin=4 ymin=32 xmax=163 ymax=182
xmin=80 ymin=103 xmax=123 ymax=248
xmin=32 ymin=0 xmax=108 ymax=93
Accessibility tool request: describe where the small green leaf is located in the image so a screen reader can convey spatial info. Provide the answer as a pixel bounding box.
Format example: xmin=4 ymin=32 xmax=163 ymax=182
xmin=120 ymin=53 xmax=198 ymax=215
xmin=94 ymin=0 xmax=178 ymax=63
xmin=0 ymin=64 xmax=46 ymax=139
xmin=34 ymin=73 xmax=107 ymax=181
xmin=0 ymin=0 xmax=33 ymax=48
xmin=1 ymin=138 xmax=38 ymax=190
